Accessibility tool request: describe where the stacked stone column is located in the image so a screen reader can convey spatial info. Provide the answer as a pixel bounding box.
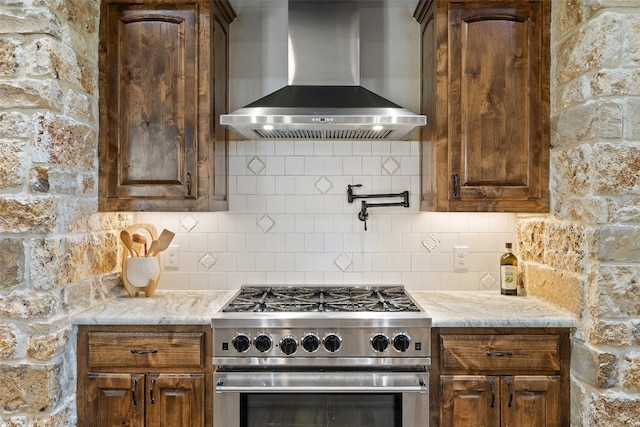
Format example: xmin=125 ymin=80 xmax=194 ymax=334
xmin=0 ymin=0 xmax=131 ymax=424
xmin=517 ymin=1 xmax=640 ymax=425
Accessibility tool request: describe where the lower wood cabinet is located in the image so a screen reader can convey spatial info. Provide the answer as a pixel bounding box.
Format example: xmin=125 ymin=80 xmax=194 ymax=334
xmin=431 ymin=328 xmax=570 ymax=427
xmin=77 ymin=325 xmax=213 ymax=427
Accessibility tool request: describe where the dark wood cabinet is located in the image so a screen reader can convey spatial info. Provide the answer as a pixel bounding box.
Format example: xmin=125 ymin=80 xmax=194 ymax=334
xmin=77 ymin=325 xmax=213 ymax=427
xmin=415 ymin=0 xmax=550 ymax=212
xmin=99 ymin=0 xmax=234 ymax=211
xmin=431 ymin=328 xmax=570 ymax=427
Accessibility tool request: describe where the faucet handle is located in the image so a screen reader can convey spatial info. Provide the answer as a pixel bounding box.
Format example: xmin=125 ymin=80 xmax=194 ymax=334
xmin=358 ymin=201 xmax=369 ymax=231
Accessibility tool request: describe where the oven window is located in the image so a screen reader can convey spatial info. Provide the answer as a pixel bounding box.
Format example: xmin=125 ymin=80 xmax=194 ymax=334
xmin=240 ymin=393 xmax=402 ymax=427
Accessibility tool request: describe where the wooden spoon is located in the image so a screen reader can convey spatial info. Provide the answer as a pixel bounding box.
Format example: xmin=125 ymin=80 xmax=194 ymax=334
xmin=120 ymin=230 xmax=138 ymax=257
xmin=132 ymin=233 xmax=148 ymax=256
xmin=146 ymin=229 xmax=175 ymax=257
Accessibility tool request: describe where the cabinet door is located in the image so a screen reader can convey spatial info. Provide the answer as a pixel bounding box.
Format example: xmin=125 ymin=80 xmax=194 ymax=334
xmin=441 ymin=375 xmax=500 ymax=427
xmin=146 ymin=373 xmax=205 ymax=427
xmin=446 ymin=1 xmax=549 ymax=212
xmin=86 ymin=373 xmax=145 ymax=427
xmin=501 ymin=376 xmax=560 ymax=427
xmin=101 ymin=3 xmax=198 ymax=205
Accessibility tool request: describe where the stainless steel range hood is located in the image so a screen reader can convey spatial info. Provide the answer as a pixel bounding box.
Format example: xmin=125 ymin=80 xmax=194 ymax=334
xmin=221 ymin=0 xmax=426 ymax=141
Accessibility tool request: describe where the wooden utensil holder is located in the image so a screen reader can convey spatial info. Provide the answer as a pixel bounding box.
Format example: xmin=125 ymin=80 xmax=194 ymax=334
xmin=121 ymin=223 xmax=160 ymax=297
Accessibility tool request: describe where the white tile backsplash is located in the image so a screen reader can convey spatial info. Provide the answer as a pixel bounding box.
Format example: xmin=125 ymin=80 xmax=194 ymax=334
xmin=137 ymin=139 xmax=516 ymax=291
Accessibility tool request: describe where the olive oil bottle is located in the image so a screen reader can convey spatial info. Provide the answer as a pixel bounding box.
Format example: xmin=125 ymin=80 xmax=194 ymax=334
xmin=500 ymin=243 xmax=518 ymax=295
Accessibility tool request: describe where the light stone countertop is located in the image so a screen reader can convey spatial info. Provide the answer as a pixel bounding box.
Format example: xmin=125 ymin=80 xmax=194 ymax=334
xmin=72 ymin=289 xmax=575 ymax=328
xmin=411 ymin=291 xmax=576 ymax=328
xmin=72 ymin=290 xmax=236 ymax=325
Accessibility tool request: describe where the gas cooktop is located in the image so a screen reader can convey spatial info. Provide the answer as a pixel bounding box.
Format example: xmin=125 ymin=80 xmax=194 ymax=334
xmin=221 ymin=285 xmax=421 ymax=313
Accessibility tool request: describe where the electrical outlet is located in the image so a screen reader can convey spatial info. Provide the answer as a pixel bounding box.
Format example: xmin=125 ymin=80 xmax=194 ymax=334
xmin=454 ymin=246 xmax=469 ymax=271
xmin=163 ymin=244 xmax=180 ymax=268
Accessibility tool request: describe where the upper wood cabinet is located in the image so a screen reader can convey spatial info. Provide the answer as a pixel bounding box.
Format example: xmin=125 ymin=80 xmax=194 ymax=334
xmin=99 ymin=0 xmax=235 ymax=211
xmin=414 ymin=0 xmax=550 ymax=212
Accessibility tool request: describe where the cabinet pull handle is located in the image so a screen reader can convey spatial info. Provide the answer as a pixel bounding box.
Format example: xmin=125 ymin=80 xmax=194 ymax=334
xmin=186 ymin=171 xmax=192 ymax=196
xmin=131 ymin=378 xmax=138 ymax=406
xmin=507 ymin=379 xmax=514 ymax=408
xmin=486 ymin=350 xmax=514 ymax=357
xmin=150 ymin=378 xmax=156 ymax=405
xmin=452 ymin=171 xmax=460 ymax=198
xmin=488 ymin=380 xmax=495 ymax=408
xmin=130 ymin=348 xmax=158 ymax=355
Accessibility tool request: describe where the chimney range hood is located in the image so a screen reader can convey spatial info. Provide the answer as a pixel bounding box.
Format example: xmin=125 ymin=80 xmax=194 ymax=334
xmin=220 ymin=0 xmax=426 ymax=141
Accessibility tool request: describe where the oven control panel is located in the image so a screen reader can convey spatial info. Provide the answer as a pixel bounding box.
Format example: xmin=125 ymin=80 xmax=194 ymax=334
xmin=213 ymin=324 xmax=430 ymax=363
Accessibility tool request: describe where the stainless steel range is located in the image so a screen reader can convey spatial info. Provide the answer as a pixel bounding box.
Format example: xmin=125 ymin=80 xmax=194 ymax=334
xmin=212 ymin=285 xmax=431 ymax=427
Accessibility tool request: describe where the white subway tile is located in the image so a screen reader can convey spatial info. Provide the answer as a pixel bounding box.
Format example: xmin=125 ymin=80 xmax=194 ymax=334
xmin=188 ymin=233 xmax=208 ymax=252
xmin=353 ymin=141 xmax=372 ymax=156
xmin=265 ymin=233 xmax=286 ymax=252
xmin=323 ymin=156 xmax=343 ymax=175
xmin=286 ymin=234 xmax=305 ymax=252
xmin=256 ymin=176 xmax=276 ymax=194
xmin=285 ymin=156 xmax=305 ymax=175
xmin=236 ymin=252 xmax=256 ymax=272
xmin=208 ymin=232 xmax=228 ymax=252
xmin=362 ymin=156 xmax=382 ymax=175
xmin=294 ymin=140 xmax=314 ymax=155
xmin=275 ymin=176 xmax=295 ymax=194
xmin=246 ymin=195 xmax=266 ymax=213
xmin=295 ymin=176 xmax=314 ymax=195
xmin=266 ymin=195 xmax=287 ymax=213
xmin=294 ymin=252 xmax=315 ymax=271
xmin=343 ymin=156 xmax=362 ymax=176
xmin=275 ymin=140 xmax=294 ymax=156
xmin=371 ymin=141 xmax=391 ymax=156
xmin=333 ymin=141 xmax=353 ymax=155
xmin=266 ymin=156 xmax=285 ymax=175
xmin=314 ymin=141 xmax=333 ymax=156
xmin=246 ymin=272 xmax=267 ymax=285
xmin=256 ymin=140 xmax=275 ymax=156
xmin=304 ymin=156 xmax=324 ymax=175
xmin=228 ymin=232 xmax=247 ymax=252
xmin=237 ymin=176 xmax=257 ymax=194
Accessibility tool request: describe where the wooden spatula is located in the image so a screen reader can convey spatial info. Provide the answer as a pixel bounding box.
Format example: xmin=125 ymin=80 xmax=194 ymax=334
xmin=146 ymin=229 xmax=175 ymax=257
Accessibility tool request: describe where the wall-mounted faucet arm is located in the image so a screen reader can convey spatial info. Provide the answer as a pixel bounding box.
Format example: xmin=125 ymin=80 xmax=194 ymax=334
xmin=348 ymin=185 xmax=410 ymax=207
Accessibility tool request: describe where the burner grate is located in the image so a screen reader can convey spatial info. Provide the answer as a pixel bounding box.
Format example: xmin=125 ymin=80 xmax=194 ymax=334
xmin=222 ymin=286 xmax=420 ymax=313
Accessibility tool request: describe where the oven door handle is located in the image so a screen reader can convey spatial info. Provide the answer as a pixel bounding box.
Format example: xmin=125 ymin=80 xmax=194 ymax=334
xmin=216 ymin=378 xmax=427 ymax=394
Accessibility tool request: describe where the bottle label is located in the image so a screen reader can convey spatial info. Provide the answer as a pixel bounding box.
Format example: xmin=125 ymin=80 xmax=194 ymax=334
xmin=500 ymin=265 xmax=518 ymax=291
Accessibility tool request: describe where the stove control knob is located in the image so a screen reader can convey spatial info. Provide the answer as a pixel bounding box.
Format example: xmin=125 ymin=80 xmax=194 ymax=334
xmin=302 ymin=333 xmax=320 ymax=353
xmin=254 ymin=334 xmax=272 ymax=353
xmin=280 ymin=336 xmax=298 ymax=356
xmin=323 ymin=333 xmax=342 ymax=353
xmin=393 ymin=333 xmax=411 ymax=352
xmin=232 ymin=333 xmax=251 ymax=353
xmin=371 ymin=333 xmax=389 ymax=352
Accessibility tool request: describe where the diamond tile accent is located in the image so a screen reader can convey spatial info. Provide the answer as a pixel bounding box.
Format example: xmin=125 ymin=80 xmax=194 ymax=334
xmin=257 ymin=214 xmax=275 ymax=233
xmin=248 ymin=156 xmax=266 ymax=175
xmin=382 ymin=156 xmax=400 ymax=176
xmin=180 ymin=214 xmax=198 ymax=232
xmin=421 ymin=233 xmax=440 ymax=252
xmin=314 ymin=176 xmax=333 ymax=194
xmin=334 ymin=253 xmax=352 ymax=272
xmin=481 ymin=273 xmax=498 ymax=290
xmin=199 ymin=253 xmax=218 ymax=271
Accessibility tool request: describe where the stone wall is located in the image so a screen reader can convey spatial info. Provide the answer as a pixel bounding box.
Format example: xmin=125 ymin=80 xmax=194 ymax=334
xmin=517 ymin=0 xmax=640 ymax=425
xmin=0 ymin=0 xmax=131 ymax=424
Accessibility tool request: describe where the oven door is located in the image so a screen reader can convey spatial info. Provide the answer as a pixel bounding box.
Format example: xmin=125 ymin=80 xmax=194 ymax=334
xmin=214 ymin=370 xmax=428 ymax=427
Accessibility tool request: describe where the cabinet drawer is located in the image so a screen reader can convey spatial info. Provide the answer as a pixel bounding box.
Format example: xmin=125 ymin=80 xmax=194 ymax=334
xmin=441 ymin=334 xmax=559 ymax=372
xmin=87 ymin=332 xmax=204 ymax=368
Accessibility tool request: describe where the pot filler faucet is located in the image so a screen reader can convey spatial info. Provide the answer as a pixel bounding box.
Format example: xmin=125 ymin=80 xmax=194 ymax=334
xmin=347 ymin=184 xmax=410 ymax=231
